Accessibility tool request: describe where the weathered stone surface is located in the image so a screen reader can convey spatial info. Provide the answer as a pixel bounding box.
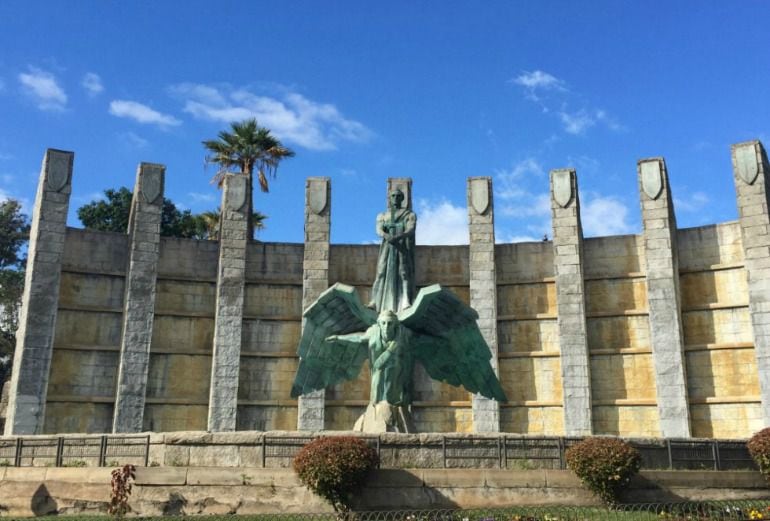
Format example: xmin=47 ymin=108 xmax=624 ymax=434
xmin=5 ymin=149 xmax=73 ymax=435
xmin=638 ymin=158 xmax=690 ymax=438
xmin=468 ymin=177 xmax=500 ymax=432
xmin=208 ymin=175 xmax=249 ymax=431
xmin=298 ymin=177 xmax=330 ymax=430
xmin=550 ymin=169 xmax=591 ymax=436
xmin=732 ymin=140 xmax=770 ymax=427
xmin=113 ymin=163 xmax=165 ymax=433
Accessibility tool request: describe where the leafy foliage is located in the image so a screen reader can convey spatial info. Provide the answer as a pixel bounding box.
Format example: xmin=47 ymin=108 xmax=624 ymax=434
xmin=203 ymin=118 xmax=293 ymax=238
xmin=748 ymin=427 xmax=770 ymax=483
xmin=77 ymin=187 xmax=221 ymax=239
xmin=293 ymin=436 xmax=379 ymax=513
xmin=0 ymin=200 xmax=29 ymax=383
xmin=108 ymin=464 xmax=136 ymax=518
xmin=565 ymin=437 xmax=641 ymax=507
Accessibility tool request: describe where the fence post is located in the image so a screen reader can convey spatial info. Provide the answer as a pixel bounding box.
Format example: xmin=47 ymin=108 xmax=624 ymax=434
xmin=713 ymin=441 xmax=720 ymax=471
xmin=99 ymin=435 xmax=107 ymax=467
xmin=261 ymin=436 xmax=266 ymax=468
xmin=144 ymin=435 xmax=150 ymax=466
xmin=558 ymin=437 xmax=564 ymax=469
xmin=442 ymin=436 xmax=447 ymax=468
xmin=56 ymin=437 xmax=64 ymax=467
xmin=666 ymin=439 xmax=673 ymax=469
xmin=14 ymin=438 xmax=21 ymax=467
xmin=376 ymin=436 xmax=381 ymax=469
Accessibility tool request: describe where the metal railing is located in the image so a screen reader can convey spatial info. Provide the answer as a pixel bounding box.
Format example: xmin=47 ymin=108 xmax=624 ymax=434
xmin=119 ymin=501 xmax=770 ymax=520
xmin=0 ymin=433 xmax=757 ymax=471
xmin=0 ymin=434 xmax=149 ymax=467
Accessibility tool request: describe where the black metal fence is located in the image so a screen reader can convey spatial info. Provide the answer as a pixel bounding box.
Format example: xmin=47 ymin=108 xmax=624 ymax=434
xmin=0 ymin=434 xmax=149 ymax=467
xmin=0 ymin=433 xmax=757 ymax=471
xmin=121 ymin=501 xmax=770 ymax=520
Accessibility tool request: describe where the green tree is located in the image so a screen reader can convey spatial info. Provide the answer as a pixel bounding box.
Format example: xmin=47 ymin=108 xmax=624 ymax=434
xmin=0 ymin=200 xmax=30 ymax=383
xmin=203 ymin=118 xmax=294 ymax=239
xmin=195 ymin=208 xmax=267 ymax=240
xmin=78 ymin=187 xmax=205 ymax=238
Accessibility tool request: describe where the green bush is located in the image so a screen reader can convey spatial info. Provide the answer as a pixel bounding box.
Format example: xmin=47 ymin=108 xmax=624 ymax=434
xmin=565 ymin=437 xmax=641 ymax=507
xmin=748 ymin=427 xmax=770 ymax=482
xmin=292 ymin=436 xmax=379 ymax=513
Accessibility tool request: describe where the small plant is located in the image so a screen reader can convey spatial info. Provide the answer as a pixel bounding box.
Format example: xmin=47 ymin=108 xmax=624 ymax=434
xmin=0 ymin=460 xmax=10 ymax=466
xmin=108 ymin=464 xmax=136 ymax=518
xmin=241 ymin=472 xmax=252 ymax=485
xmin=748 ymin=427 xmax=770 ymax=483
xmin=565 ymin=437 xmax=641 ymax=507
xmin=63 ymin=459 xmax=87 ymax=467
xmin=293 ymin=436 xmax=379 ymax=513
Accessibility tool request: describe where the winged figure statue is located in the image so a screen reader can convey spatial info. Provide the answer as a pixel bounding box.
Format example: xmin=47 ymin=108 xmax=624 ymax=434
xmin=290 ymin=283 xmax=508 ymax=432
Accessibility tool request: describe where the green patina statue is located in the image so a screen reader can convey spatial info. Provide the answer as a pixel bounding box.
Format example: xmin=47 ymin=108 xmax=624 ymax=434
xmin=291 ymin=189 xmax=507 ymax=432
xmin=370 ymin=188 xmax=417 ymax=312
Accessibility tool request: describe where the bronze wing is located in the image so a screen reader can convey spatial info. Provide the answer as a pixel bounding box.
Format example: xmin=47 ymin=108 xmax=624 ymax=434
xmin=290 ymin=283 xmax=377 ymax=398
xmin=398 ymin=284 xmax=508 ymax=402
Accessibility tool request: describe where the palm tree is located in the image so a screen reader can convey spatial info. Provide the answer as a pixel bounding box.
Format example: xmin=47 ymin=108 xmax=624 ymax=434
xmin=202 ymin=118 xmax=294 ymax=238
xmin=196 ymin=208 xmax=267 ymax=240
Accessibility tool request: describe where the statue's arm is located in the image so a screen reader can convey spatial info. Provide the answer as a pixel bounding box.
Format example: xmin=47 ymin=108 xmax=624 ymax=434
xmin=388 ymin=211 xmax=416 ymax=243
xmin=372 ymin=342 xmax=399 ymax=370
xmin=326 ymin=332 xmax=366 ymax=346
xmin=375 ymin=212 xmax=389 ymax=239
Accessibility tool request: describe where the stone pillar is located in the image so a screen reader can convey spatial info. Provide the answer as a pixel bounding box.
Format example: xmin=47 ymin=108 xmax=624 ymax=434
xmin=112 ymin=163 xmax=165 ymax=433
xmin=388 ymin=178 xmax=413 ymax=210
xmin=5 ymin=149 xmax=73 ymax=435
xmin=297 ymin=177 xmax=331 ymax=431
xmin=550 ymin=168 xmax=592 ymax=436
xmin=467 ymin=177 xmax=500 ymax=432
xmin=732 ymin=140 xmax=770 ymax=427
xmin=638 ymin=158 xmax=691 ymax=437
xmin=207 ymin=175 xmax=248 ymax=432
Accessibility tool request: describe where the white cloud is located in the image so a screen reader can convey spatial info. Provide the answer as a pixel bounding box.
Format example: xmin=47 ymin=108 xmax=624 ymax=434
xmin=119 ymin=131 xmax=149 ymax=148
xmin=187 ymin=192 xmax=216 ymax=204
xmin=501 ymin=234 xmax=543 ymax=243
xmin=81 ymin=72 xmax=104 ymax=95
xmin=512 ymin=70 xmax=566 ymax=91
xmin=581 ymin=194 xmax=635 ymax=236
xmin=496 ymin=158 xmax=545 ymax=200
xmin=415 ymin=199 xmax=468 ymax=245
xmin=675 ymin=191 xmax=709 ymax=213
xmin=171 ymin=83 xmax=372 ymax=151
xmin=109 ymin=100 xmax=181 ymax=127
xmin=18 ymin=67 xmax=67 ymax=111
xmin=559 ymin=110 xmax=596 ymax=135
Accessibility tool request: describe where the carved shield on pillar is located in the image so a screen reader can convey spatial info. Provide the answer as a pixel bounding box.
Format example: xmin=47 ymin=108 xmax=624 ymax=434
xmin=226 ymin=175 xmax=248 ymax=212
xmin=308 ymin=180 xmax=328 ymax=215
xmin=470 ymin=178 xmax=490 ymax=215
xmin=46 ymin=150 xmax=72 ymax=192
xmin=552 ymin=170 xmax=574 ymax=208
xmin=640 ymin=161 xmax=664 ymax=200
xmin=735 ymin=144 xmax=759 ymax=185
xmin=140 ymin=164 xmax=164 ymax=204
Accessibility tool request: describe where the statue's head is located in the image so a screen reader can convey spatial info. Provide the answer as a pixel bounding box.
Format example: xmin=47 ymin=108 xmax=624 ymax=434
xmin=377 ymin=309 xmax=399 ymax=342
xmin=389 ymin=188 xmax=405 ymax=209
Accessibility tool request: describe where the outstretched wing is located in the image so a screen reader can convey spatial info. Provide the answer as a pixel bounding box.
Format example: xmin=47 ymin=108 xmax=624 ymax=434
xmin=290 ymin=283 xmax=377 ymax=398
xmin=399 ymin=284 xmax=508 ymax=403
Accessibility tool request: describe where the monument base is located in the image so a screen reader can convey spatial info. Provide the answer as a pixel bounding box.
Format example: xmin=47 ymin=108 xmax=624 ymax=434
xmin=353 ymin=401 xmax=415 ymax=433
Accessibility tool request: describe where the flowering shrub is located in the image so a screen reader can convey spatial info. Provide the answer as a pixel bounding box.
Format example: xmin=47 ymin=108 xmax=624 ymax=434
xmin=748 ymin=427 xmax=770 ymax=483
xmin=565 ymin=437 xmax=641 ymax=507
xmin=293 ymin=436 xmax=379 ymax=512
xmin=108 ymin=464 xmax=136 ymax=518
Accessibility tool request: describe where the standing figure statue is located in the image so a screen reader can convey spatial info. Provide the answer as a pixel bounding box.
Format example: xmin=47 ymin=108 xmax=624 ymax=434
xmin=370 ymin=189 xmax=416 ymax=312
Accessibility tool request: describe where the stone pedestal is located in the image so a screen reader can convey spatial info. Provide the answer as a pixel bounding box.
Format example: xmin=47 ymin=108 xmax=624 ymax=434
xmin=5 ymin=149 xmax=73 ymax=435
xmin=550 ymin=168 xmax=592 ymax=436
xmin=467 ymin=177 xmax=500 ymax=432
xmin=297 ymin=177 xmax=331 ymax=431
xmin=638 ymin=158 xmax=691 ymax=437
xmin=353 ymin=401 xmax=416 ymax=433
xmin=112 ymin=163 xmax=165 ymax=433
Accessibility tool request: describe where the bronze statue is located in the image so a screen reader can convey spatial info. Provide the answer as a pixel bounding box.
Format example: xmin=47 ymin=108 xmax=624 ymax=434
xmin=370 ymin=189 xmax=416 ymax=312
xmin=291 ymin=185 xmax=507 ymax=432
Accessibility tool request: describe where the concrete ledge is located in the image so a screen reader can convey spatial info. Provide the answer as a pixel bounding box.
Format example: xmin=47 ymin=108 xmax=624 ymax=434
xmin=1 ymin=466 xmax=768 ymax=518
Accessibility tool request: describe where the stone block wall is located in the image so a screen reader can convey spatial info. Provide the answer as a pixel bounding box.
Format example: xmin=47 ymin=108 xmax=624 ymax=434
xmin=9 ymin=143 xmax=770 ymax=437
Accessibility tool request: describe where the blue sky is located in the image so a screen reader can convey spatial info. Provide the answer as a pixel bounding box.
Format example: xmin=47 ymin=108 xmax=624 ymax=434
xmin=1 ymin=2 xmax=768 ymax=244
